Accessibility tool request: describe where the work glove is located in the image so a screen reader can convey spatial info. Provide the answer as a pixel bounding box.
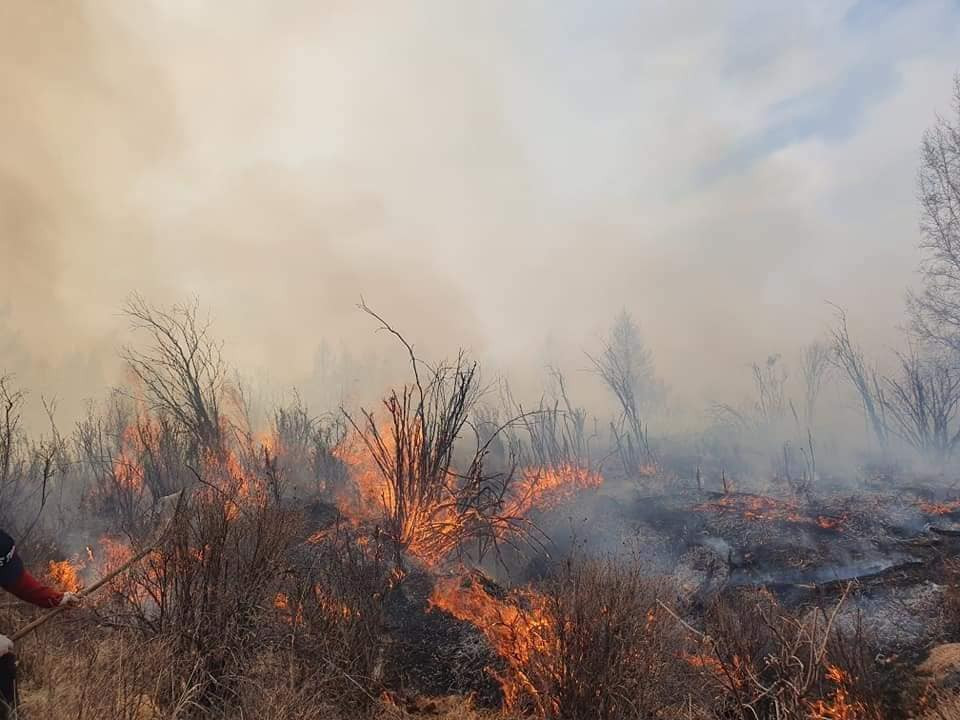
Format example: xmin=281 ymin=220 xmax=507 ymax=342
xmin=0 ymin=635 xmax=12 ymax=656
xmin=59 ymin=592 xmax=82 ymax=608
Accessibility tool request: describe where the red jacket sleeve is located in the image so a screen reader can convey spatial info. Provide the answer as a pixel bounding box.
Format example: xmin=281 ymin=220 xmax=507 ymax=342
xmin=2 ymin=569 xmax=63 ymax=608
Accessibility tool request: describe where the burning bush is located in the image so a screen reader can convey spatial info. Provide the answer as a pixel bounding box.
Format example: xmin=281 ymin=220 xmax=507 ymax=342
xmin=341 ymin=304 xmax=542 ymax=570
xmin=95 ymin=459 xmax=304 ymax=710
xmin=277 ymin=522 xmax=393 ymax=715
xmin=519 ymin=558 xmax=692 ymax=720
xmin=695 ymin=587 xmax=887 ymax=720
xmin=4 ymin=294 xmax=945 ymax=720
xmin=430 ymin=558 xmax=693 ymax=719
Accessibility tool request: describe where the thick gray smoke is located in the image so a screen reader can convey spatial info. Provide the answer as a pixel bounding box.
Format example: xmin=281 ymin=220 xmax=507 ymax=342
xmin=1 ymin=1 xmax=958 ymax=431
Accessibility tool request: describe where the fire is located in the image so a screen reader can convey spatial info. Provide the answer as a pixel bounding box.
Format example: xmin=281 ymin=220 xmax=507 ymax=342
xmin=90 ymin=535 xmax=163 ymax=605
xmin=917 ymin=499 xmax=960 ymax=515
xmin=506 ymin=464 xmax=603 ymax=518
xmin=255 ymin=430 xmax=279 ymax=458
xmin=695 ymin=495 xmax=846 ymax=530
xmin=275 ymin=587 xmax=357 ymax=627
xmin=313 ymin=584 xmax=357 ymax=620
xmin=682 ymin=651 xmax=745 ymax=689
xmin=808 ymin=665 xmax=867 ymax=720
xmin=274 ymin=592 xmax=305 ymax=626
xmin=96 ymin=536 xmax=134 ymax=573
xmin=332 ymin=430 xmax=395 ymax=521
xmin=332 ymin=419 xmax=604 ymax=565
xmin=815 ymin=514 xmax=848 ymax=530
xmin=111 ymin=421 xmax=148 ymax=492
xmin=429 ymin=574 xmax=552 ymax=710
xmin=683 ymin=651 xmax=725 ymax=674
xmin=47 ymin=559 xmax=82 ymax=593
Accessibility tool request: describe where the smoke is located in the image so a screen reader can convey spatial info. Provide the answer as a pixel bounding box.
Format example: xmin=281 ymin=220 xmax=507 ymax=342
xmin=0 ymin=2 xmax=958 ymax=431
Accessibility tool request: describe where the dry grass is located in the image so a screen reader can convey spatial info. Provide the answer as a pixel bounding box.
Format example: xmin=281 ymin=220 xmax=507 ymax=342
xmin=516 ymin=558 xmax=694 ymax=720
xmin=2 ymin=538 xmax=951 ymax=720
xmin=0 ymin=300 xmax=953 ymax=720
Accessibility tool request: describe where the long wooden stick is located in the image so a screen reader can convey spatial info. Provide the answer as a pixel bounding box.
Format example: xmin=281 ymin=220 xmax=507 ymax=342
xmin=11 ymin=489 xmax=185 ymax=642
xmin=12 ymin=542 xmax=159 ymax=642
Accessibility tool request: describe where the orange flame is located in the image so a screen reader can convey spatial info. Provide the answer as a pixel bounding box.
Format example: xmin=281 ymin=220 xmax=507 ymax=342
xmin=808 ymin=664 xmax=867 ymax=720
xmin=47 ymin=560 xmax=82 ymax=593
xmin=505 ymin=464 xmax=603 ymax=518
xmin=332 ymin=420 xmax=604 ymax=565
xmin=429 ymin=574 xmax=552 ymax=710
xmin=695 ymin=495 xmax=847 ymax=530
xmin=111 ymin=422 xmax=148 ymax=492
xmin=917 ymin=499 xmax=960 ymax=515
xmin=682 ymin=651 xmax=745 ymax=688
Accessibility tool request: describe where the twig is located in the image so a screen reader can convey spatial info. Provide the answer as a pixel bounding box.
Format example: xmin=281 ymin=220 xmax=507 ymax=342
xmin=656 ymin=599 xmax=706 ymax=640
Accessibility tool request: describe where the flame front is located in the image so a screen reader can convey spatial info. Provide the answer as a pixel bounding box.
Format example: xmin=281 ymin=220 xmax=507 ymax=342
xmin=695 ymin=495 xmax=847 ymax=531
xmin=332 ymin=418 xmax=604 ymax=566
xmin=505 ymin=464 xmax=603 ymax=518
xmin=429 ymin=574 xmax=553 ymax=710
xmin=47 ymin=559 xmax=82 ymax=593
xmin=808 ymin=665 xmax=867 ymax=720
xmin=917 ymin=499 xmax=960 ymax=515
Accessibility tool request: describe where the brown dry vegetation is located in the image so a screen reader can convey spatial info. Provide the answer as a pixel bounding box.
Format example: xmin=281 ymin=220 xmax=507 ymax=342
xmin=5 ymin=299 xmax=960 ymax=720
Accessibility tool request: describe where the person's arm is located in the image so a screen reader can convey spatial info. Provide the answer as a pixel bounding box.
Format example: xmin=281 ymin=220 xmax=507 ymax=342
xmin=0 ymin=568 xmax=63 ymax=609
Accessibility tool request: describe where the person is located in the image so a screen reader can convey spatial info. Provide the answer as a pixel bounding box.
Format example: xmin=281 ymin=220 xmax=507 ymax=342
xmin=0 ymin=529 xmax=81 ymax=717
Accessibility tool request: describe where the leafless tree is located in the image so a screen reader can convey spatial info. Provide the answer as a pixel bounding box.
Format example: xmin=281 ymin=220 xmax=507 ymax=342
xmin=0 ymin=376 xmax=66 ymax=540
xmin=752 ymin=354 xmax=788 ymax=426
xmin=909 ymin=75 xmax=960 ymax=352
xmin=711 ymin=355 xmax=789 ymax=433
xmin=800 ymin=341 xmax=831 ymax=429
xmin=121 ymin=294 xmax=228 ymax=455
xmin=0 ymin=375 xmax=25 ymax=515
xmin=507 ymin=368 xmax=596 ymax=477
xmin=830 ymin=307 xmax=889 ymax=450
xmin=882 ymin=349 xmax=960 ymax=461
xmin=587 ymin=310 xmax=660 ymax=476
xmin=270 ymin=391 xmax=348 ymax=498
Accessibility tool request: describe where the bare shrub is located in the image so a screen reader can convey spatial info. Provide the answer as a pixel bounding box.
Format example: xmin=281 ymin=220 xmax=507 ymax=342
xmin=275 ymin=522 xmax=391 ymax=715
xmin=830 ymin=307 xmax=890 ymax=451
xmin=830 ymin=307 xmax=960 ymax=464
xmin=101 ymin=463 xmax=303 ymax=710
xmin=587 ymin=310 xmax=661 ymax=477
xmin=121 ymin=294 xmax=228 ymax=456
xmin=712 ymin=355 xmax=789 ymax=435
xmin=343 ymin=348 xmax=479 ymax=565
xmin=909 ymin=74 xmax=960 ymax=353
xmin=694 ymin=587 xmax=886 ymax=720
xmin=515 ymin=371 xmax=593 ymax=473
xmin=343 ymin=304 xmax=534 ymax=569
xmin=270 ymin=391 xmax=348 ymax=500
xmin=0 ymin=375 xmax=68 ymax=541
xmin=882 ymin=349 xmax=960 ymax=463
xmin=516 ymin=558 xmax=692 ymax=720
xmin=801 ymin=341 xmax=832 ymax=430
xmin=75 ymin=392 xmax=191 ymax=532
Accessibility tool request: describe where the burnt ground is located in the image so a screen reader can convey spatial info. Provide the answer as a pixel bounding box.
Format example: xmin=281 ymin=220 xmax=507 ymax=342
xmin=546 ymin=483 xmax=960 ymax=661
xmin=301 ymin=483 xmax=960 ymax=703
xmin=380 ymin=567 xmax=505 ymax=707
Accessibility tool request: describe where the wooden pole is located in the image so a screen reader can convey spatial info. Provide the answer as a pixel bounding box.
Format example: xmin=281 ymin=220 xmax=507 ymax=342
xmin=12 ymin=542 xmax=158 ymax=642
xmin=11 ymin=488 xmax=184 ymax=642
